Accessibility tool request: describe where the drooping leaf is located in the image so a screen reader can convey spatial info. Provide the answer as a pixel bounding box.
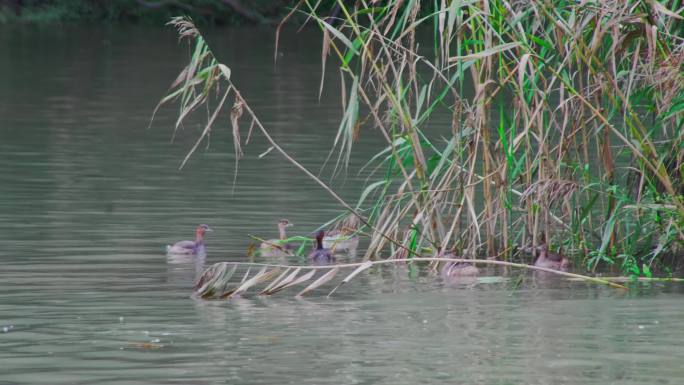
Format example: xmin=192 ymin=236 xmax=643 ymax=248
xmin=328 ymin=261 xmax=373 ymax=296
xmin=296 ymin=267 xmax=340 ymax=298
xmin=261 ymin=268 xmax=302 ymax=295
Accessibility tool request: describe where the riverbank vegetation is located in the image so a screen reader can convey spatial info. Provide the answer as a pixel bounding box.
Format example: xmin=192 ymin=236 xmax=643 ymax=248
xmin=0 ymin=0 xmax=314 ymax=24
xmin=154 ymin=1 xmax=684 ymax=277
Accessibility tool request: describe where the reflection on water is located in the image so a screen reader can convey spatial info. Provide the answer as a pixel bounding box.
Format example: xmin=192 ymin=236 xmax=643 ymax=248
xmin=1 ymin=25 xmax=684 ymax=385
xmin=166 ymin=253 xmax=206 ymax=286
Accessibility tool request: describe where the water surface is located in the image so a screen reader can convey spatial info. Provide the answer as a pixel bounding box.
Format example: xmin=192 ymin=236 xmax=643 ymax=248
xmin=1 ymin=25 xmax=683 ymax=385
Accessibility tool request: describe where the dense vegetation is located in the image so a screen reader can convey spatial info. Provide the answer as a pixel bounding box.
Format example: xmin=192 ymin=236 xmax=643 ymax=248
xmin=154 ymin=1 xmax=683 ymax=277
xmin=0 ymin=0 xmax=313 ymax=24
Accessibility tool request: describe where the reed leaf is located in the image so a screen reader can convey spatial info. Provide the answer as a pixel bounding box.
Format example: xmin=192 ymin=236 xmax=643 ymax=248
xmin=296 ymin=267 xmax=340 ymax=298
xmin=319 ymin=19 xmax=358 ymax=56
xmin=195 ymin=263 xmax=237 ymax=298
xmin=328 ymin=260 xmax=373 ymax=296
xmin=225 ymin=267 xmax=281 ymax=299
xmin=448 ymin=41 xmax=521 ymax=62
xmin=261 ymin=267 xmax=302 ymax=295
xmin=267 ymin=269 xmax=316 ymax=295
xmin=259 ymin=267 xmax=293 ymax=295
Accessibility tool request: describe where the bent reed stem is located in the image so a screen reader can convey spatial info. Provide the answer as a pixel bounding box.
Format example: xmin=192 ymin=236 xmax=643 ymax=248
xmin=200 ymin=258 xmax=628 ymax=290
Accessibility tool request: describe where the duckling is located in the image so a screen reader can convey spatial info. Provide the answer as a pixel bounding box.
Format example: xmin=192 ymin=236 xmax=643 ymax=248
xmin=534 ymin=244 xmax=570 ymax=271
xmin=440 ymin=252 xmax=480 ymax=278
xmin=260 ymin=219 xmax=295 ymax=257
xmin=166 ymin=224 xmax=212 ymax=256
xmin=309 ymin=230 xmax=335 ymax=264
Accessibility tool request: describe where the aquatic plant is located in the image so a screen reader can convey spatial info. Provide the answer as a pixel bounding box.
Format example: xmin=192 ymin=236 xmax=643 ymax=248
xmin=155 ymin=0 xmax=684 ymax=276
xmin=194 ymin=258 xmax=627 ymax=299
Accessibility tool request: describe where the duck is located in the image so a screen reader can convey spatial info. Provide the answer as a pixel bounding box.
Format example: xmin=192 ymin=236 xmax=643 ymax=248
xmin=440 ymin=252 xmax=480 ymax=278
xmin=322 ymin=215 xmax=360 ymax=253
xmin=534 ymin=244 xmax=570 ymax=271
xmin=322 ymin=228 xmax=359 ymax=253
xmin=166 ymin=224 xmax=212 ymax=256
xmin=260 ymin=219 xmax=295 ymax=257
xmin=309 ymin=230 xmax=335 ymax=263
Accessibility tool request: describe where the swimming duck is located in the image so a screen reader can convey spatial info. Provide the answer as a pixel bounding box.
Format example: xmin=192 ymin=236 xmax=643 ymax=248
xmin=323 ymin=215 xmax=360 ymax=253
xmin=309 ymin=230 xmax=335 ymax=263
xmin=322 ymin=228 xmax=359 ymax=253
xmin=440 ymin=252 xmax=480 ymax=278
xmin=166 ymin=224 xmax=212 ymax=256
xmin=260 ymin=219 xmax=295 ymax=257
xmin=534 ymin=244 xmax=570 ymax=271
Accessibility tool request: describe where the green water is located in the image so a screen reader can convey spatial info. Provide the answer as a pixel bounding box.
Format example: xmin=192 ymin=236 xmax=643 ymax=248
xmin=1 ymin=25 xmax=683 ymax=385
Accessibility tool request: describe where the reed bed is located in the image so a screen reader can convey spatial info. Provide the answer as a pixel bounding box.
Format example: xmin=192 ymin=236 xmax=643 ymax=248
xmin=155 ymin=1 xmax=684 ymax=277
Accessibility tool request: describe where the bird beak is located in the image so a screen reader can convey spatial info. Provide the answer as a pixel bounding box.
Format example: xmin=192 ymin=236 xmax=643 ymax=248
xmin=286 ymin=223 xmax=294 ymax=228
xmin=205 ymin=227 xmax=213 ymax=232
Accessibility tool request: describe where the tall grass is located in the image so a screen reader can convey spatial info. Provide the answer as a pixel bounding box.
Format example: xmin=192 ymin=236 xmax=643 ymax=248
xmin=157 ymin=1 xmax=684 ymax=276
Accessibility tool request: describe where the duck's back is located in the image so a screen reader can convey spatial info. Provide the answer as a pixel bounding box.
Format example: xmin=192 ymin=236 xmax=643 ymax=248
xmin=442 ymin=262 xmax=479 ymax=278
xmin=260 ymin=240 xmax=295 ymax=257
xmin=167 ymin=240 xmax=197 ymax=254
xmin=308 ymin=249 xmax=335 ymax=263
xmin=534 ymin=256 xmax=562 ymax=270
xmin=322 ymin=230 xmax=359 ymax=251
